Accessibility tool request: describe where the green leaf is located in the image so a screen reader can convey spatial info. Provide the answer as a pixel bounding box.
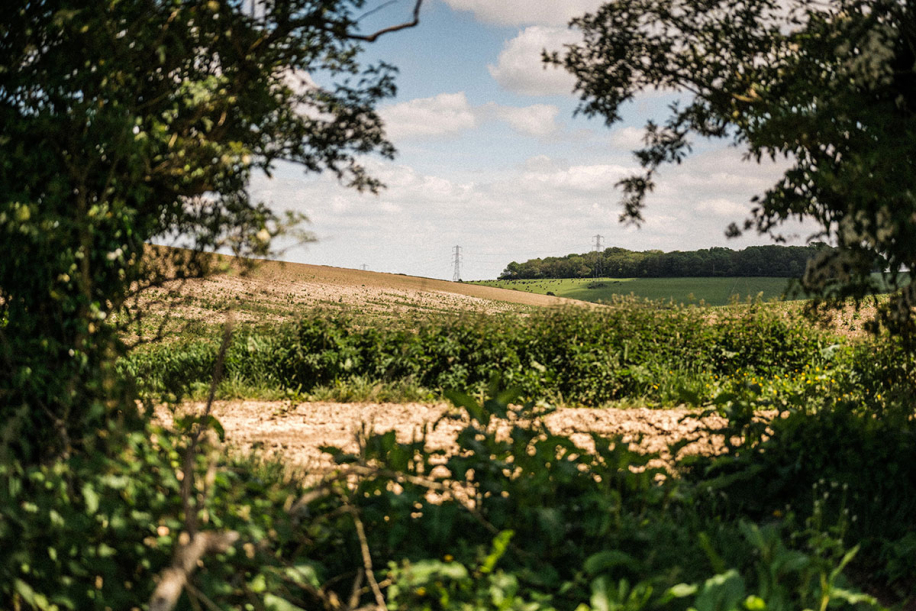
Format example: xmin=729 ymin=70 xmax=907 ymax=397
xmin=664 ymin=583 xmax=698 ymax=600
xmin=827 ymin=588 xmax=878 ymax=606
xmin=249 ymin=573 xmax=267 ymax=593
xmin=204 ymin=415 xmax=225 ymax=442
xmin=81 ymin=483 xmax=99 ymax=514
xmin=263 ymin=593 xmax=307 ymax=611
xmin=13 ymin=579 xmax=37 ymax=604
xmin=584 ymin=550 xmax=638 ymax=575
xmin=590 ymin=576 xmax=613 ymax=611
xmin=13 ymin=579 xmax=52 ymax=609
xmin=697 ymin=532 xmax=726 ymax=575
xmin=494 ymin=386 xmax=522 ymax=407
xmin=677 ymin=387 xmax=702 ymax=406
xmin=694 ymin=570 xmax=745 ymax=611
xmin=402 ymin=559 xmax=469 ymax=582
xmin=480 ymin=530 xmax=514 ymax=574
xmin=830 ymin=544 xmax=860 ymax=581
xmin=284 ymin=563 xmax=322 ymax=588
xmin=444 ymin=389 xmax=488 ymax=426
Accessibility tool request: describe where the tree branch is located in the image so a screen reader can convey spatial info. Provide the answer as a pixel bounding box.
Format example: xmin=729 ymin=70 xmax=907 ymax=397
xmin=347 ymin=0 xmax=422 ymax=42
xmin=356 ymin=0 xmax=400 ymax=23
xmin=181 ymin=318 xmax=234 ymax=539
xmin=346 ymin=503 xmax=388 ymax=610
xmin=152 ymin=317 xmax=236 ymax=611
xmin=149 ymin=531 xmax=241 ymax=611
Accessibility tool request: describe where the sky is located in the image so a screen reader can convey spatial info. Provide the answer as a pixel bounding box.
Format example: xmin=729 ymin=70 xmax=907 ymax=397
xmin=250 ymin=0 xmax=816 ymax=281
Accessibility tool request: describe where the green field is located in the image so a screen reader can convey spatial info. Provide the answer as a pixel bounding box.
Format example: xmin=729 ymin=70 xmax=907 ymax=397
xmin=473 ymin=277 xmax=800 ymax=306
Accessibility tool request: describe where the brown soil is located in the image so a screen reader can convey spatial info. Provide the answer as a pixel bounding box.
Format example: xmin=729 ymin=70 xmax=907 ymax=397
xmin=238 ymin=259 xmax=584 ymax=308
xmin=137 ymin=255 xmax=590 ymax=333
xmin=159 ymin=401 xmax=729 ymax=476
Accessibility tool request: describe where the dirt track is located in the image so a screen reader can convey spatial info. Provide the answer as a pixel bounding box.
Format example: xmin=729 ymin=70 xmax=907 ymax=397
xmin=161 ymin=401 xmax=729 ymax=474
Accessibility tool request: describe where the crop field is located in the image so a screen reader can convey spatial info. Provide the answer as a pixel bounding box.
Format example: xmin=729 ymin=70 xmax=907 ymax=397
xmin=472 ymin=276 xmax=800 ymax=306
xmin=12 ymin=257 xmax=916 ymax=609
xmin=123 ymin=254 xmax=586 ymax=343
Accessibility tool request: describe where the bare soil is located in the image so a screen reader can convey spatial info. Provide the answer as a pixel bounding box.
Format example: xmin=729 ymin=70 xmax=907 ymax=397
xmin=136 ymin=256 xmax=591 ymax=335
xmin=160 ymin=401 xmax=729 ymax=476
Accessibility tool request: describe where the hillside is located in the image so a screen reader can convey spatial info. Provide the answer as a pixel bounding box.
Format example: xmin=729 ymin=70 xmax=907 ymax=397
xmin=133 ymin=252 xmax=589 ymax=338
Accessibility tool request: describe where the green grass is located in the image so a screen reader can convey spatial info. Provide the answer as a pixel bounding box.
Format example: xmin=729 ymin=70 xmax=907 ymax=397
xmin=473 ymin=277 xmax=800 ymax=306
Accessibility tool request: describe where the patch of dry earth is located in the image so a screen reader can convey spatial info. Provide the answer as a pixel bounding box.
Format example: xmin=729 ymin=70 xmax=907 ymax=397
xmin=159 ymin=401 xmax=729 ymax=476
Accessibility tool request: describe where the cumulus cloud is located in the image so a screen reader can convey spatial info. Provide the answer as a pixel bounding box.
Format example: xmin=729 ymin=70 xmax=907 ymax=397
xmin=486 ymin=103 xmax=561 ymax=137
xmin=608 ymin=126 xmax=646 ymax=150
xmin=380 ymin=92 xmax=477 ymax=139
xmin=253 ymin=148 xmax=817 ymax=280
xmin=660 ymin=148 xmax=792 ymax=200
xmin=442 ymin=0 xmax=604 ymax=26
xmin=519 ymin=162 xmax=630 ymax=193
xmin=382 ymin=93 xmax=562 ymax=140
xmin=523 ymin=155 xmax=570 ymax=173
xmin=488 ymin=27 xmax=580 ymax=96
xmin=695 ymin=198 xmax=750 ymax=217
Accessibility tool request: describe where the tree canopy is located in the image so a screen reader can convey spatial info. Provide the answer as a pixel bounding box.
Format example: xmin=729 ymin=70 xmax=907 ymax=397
xmin=500 ymin=244 xmax=828 ymax=280
xmin=555 ymin=0 xmax=916 ymax=334
xmin=0 ymin=0 xmax=415 ymax=460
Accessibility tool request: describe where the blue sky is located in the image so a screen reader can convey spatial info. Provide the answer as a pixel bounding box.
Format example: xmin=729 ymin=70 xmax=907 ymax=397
xmin=251 ymin=0 xmax=814 ymax=280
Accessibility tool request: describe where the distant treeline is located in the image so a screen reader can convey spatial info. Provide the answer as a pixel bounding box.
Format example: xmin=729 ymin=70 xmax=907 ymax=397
xmin=500 ymin=244 xmax=831 ymax=279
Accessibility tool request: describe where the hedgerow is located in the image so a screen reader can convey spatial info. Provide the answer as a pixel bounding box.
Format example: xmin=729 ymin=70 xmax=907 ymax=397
xmin=123 ymin=302 xmax=908 ymax=409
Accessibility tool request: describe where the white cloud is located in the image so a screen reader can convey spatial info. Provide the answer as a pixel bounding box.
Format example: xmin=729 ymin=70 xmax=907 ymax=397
xmin=608 ymin=126 xmax=645 ymax=150
xmin=488 ymin=103 xmax=561 ymax=137
xmin=442 ymin=0 xmax=604 ymax=26
xmin=382 ymin=93 xmax=562 ymax=140
xmin=380 ymin=92 xmax=477 ymax=139
xmin=253 ymin=147 xmax=817 ymax=280
xmin=368 ymin=162 xmax=473 ymax=202
xmin=523 ymin=155 xmax=570 ymax=173
xmin=488 ymin=27 xmax=580 ymax=96
xmin=660 ymin=148 xmax=792 ymax=200
xmin=519 ymin=162 xmax=630 ymax=193
xmin=696 ymin=198 xmax=750 ymax=217
xmin=282 ymin=69 xmax=318 ymax=94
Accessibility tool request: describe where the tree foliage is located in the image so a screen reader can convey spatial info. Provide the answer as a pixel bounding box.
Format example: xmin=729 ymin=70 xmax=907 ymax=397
xmin=500 ymin=244 xmax=828 ymax=280
xmin=556 ymin=0 xmax=916 ymax=335
xmin=0 ymin=0 xmax=403 ymax=461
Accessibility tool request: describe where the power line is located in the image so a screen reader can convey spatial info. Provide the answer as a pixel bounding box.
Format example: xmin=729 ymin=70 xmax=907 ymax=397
xmin=360 ymin=264 xmax=368 ymax=271
xmin=452 ymin=245 xmax=462 ymax=282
